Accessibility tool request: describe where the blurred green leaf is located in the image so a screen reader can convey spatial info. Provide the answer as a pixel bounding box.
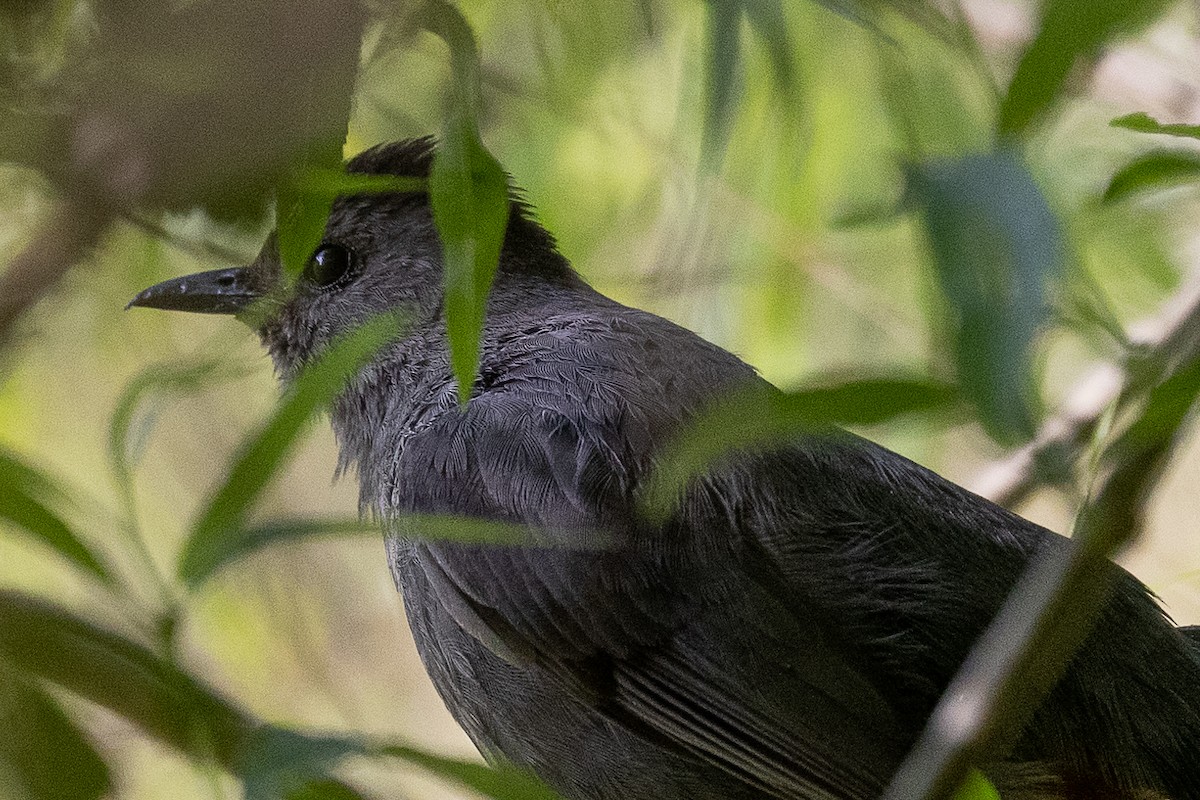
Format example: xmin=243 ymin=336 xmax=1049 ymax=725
xmin=1103 ymin=150 xmax=1200 ymax=203
xmin=701 ymin=0 xmax=800 ymax=165
xmin=377 ymin=743 xmax=562 ymax=800
xmin=286 ymin=779 xmax=371 ymax=800
xmin=701 ymin=0 xmax=743 ymax=165
xmin=0 ymin=591 xmax=247 ymax=764
xmin=0 ymin=666 xmax=110 ymax=800
xmin=643 ymin=377 xmax=959 ymax=516
xmin=179 ymin=313 xmax=404 ymax=583
xmin=183 ymin=514 xmax=539 ymax=588
xmin=294 ymin=169 xmax=428 ymax=200
xmin=1106 ymin=358 xmax=1200 ymax=474
xmin=952 ymin=769 xmax=1001 ymax=800
xmin=910 ymin=150 xmax=1060 ymax=444
xmin=424 ymin=1 xmax=511 ymax=406
xmin=238 ymin=726 xmax=358 ymax=800
xmin=277 ymin=139 xmax=346 ymax=279
xmin=999 ymin=0 xmax=1174 ymax=136
xmin=0 ymin=450 xmax=110 ymax=583
xmin=1111 ymin=112 xmax=1200 ymax=140
xmin=108 ymin=359 xmax=233 ymax=485
xmin=739 ymin=0 xmax=795 ymax=91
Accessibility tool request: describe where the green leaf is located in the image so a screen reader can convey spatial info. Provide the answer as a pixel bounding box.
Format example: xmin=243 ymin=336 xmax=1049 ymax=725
xmin=642 ymin=377 xmax=959 ymax=516
xmin=423 ymin=1 xmax=512 ymax=405
xmin=430 ymin=136 xmax=509 ymax=406
xmin=1111 ymin=111 xmax=1200 ymax=141
xmin=739 ymin=0 xmax=795 ymax=91
xmin=910 ymin=150 xmax=1061 ymax=444
xmin=179 ymin=313 xmax=403 ymax=584
xmin=999 ymin=0 xmax=1174 ymax=136
xmin=0 ymin=666 xmax=111 ymax=800
xmin=952 ymin=769 xmax=1001 ymax=800
xmin=701 ymin=0 xmax=743 ymax=166
xmin=700 ymin=0 xmax=799 ymax=166
xmin=277 ymin=137 xmax=348 ymax=279
xmin=108 ymin=359 xmax=233 ymax=485
xmin=292 ymin=168 xmax=428 ymax=201
xmin=1103 ymin=150 xmax=1200 ymax=203
xmin=238 ymin=726 xmax=358 ymax=800
xmin=286 ymin=779 xmax=370 ymax=800
xmin=377 ymin=743 xmax=561 ymax=800
xmin=0 ymin=591 xmax=248 ymax=764
xmin=183 ymin=514 xmax=540 ymax=588
xmin=0 ymin=450 xmax=111 ymax=583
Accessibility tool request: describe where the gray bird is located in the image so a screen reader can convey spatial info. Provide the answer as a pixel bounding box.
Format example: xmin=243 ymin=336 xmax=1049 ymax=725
xmin=130 ymin=139 xmax=1200 ymax=800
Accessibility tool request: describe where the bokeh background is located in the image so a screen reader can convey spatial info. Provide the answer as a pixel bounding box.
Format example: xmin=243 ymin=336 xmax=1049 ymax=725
xmin=3 ymin=1 xmax=1200 ymax=798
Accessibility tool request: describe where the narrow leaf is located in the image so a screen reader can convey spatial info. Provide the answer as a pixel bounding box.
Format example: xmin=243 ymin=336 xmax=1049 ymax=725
xmin=701 ymin=0 xmax=743 ymax=165
xmin=0 ymin=667 xmax=111 ymax=800
xmin=430 ymin=127 xmax=510 ymax=406
xmin=1103 ymin=150 xmax=1200 ymax=203
xmin=910 ymin=150 xmax=1060 ymax=444
xmin=108 ymin=359 xmax=231 ymax=484
xmin=277 ymin=137 xmax=348 ymax=278
xmin=293 ymin=168 xmax=428 ymax=200
xmin=184 ymin=514 xmax=542 ymax=588
xmin=643 ymin=378 xmax=959 ymax=516
xmin=1111 ymin=112 xmax=1200 ymax=141
xmin=180 ymin=313 xmax=403 ymax=583
xmin=237 ymin=726 xmax=358 ymax=800
xmin=952 ymin=770 xmax=1001 ymax=800
xmin=377 ymin=743 xmax=561 ymax=800
xmin=0 ymin=450 xmax=111 ymax=583
xmin=739 ymin=0 xmax=795 ymax=90
xmin=423 ymin=1 xmax=511 ymax=405
xmin=0 ymin=591 xmax=248 ymax=764
xmin=999 ymin=0 xmax=1174 ymax=136
xmin=286 ymin=779 xmax=370 ymax=800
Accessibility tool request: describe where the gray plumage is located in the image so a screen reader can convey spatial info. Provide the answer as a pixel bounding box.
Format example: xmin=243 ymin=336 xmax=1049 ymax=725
xmin=132 ymin=139 xmax=1200 ymax=800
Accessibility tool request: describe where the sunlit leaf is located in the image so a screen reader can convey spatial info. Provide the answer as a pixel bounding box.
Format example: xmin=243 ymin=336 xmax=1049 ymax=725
xmin=377 ymin=743 xmax=562 ymax=800
xmin=179 ymin=313 xmax=404 ymax=583
xmin=0 ymin=667 xmax=110 ymax=800
xmin=1103 ymin=150 xmax=1200 ymax=203
xmin=952 ymin=769 xmax=1001 ymax=800
xmin=0 ymin=591 xmax=247 ymax=763
xmin=0 ymin=450 xmax=110 ymax=583
xmin=910 ymin=150 xmax=1060 ymax=444
xmin=999 ymin=0 xmax=1174 ymax=136
xmin=1111 ymin=112 xmax=1200 ymax=141
xmin=183 ymin=514 xmax=541 ymax=588
xmin=643 ymin=377 xmax=959 ymax=516
xmin=238 ymin=726 xmax=358 ymax=800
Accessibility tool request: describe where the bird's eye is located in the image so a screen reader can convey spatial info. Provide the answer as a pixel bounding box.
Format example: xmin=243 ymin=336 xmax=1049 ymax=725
xmin=304 ymin=243 xmax=356 ymax=289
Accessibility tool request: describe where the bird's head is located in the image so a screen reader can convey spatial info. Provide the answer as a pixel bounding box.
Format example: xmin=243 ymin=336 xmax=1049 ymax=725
xmin=128 ymin=138 xmax=568 ymax=377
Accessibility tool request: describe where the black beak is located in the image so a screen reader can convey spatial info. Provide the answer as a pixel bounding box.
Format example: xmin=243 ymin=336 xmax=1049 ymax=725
xmin=126 ymin=267 xmax=261 ymax=314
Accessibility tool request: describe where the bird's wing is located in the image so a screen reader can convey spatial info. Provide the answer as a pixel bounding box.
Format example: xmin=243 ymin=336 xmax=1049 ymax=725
xmin=389 ymin=395 xmax=911 ymax=799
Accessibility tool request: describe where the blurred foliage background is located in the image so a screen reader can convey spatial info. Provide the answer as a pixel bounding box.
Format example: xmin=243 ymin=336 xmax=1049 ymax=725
xmin=3 ymin=0 xmax=1200 ymax=798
